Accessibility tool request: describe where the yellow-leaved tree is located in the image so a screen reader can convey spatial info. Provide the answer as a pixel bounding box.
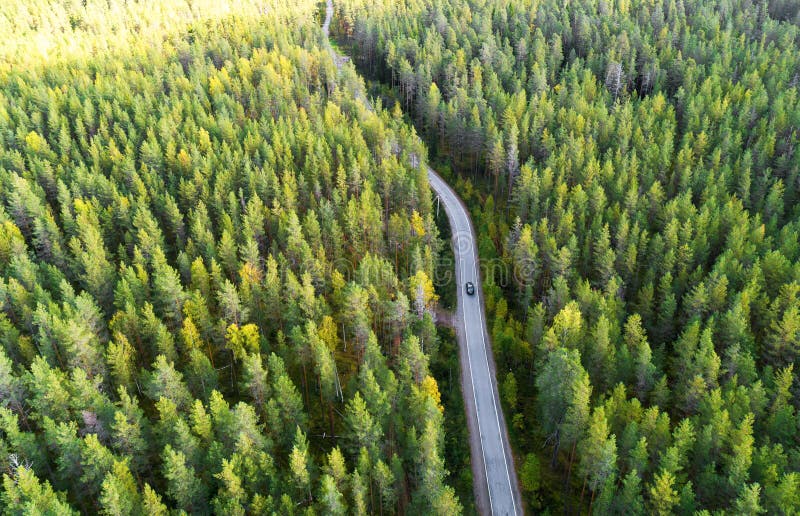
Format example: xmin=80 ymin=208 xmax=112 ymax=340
xmin=410 ymin=269 xmax=438 ymax=318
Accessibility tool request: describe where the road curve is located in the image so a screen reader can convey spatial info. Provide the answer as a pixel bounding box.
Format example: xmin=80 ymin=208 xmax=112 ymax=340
xmin=322 ymin=2 xmax=522 ymax=514
xmin=427 ymin=170 xmax=522 ymax=516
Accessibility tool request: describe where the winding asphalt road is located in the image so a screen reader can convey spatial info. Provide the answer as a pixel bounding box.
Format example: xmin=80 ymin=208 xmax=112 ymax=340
xmin=427 ymin=171 xmax=523 ymax=515
xmin=322 ymin=2 xmax=522 ymax=514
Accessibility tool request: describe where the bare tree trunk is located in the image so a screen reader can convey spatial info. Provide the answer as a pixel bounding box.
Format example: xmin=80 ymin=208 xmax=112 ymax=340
xmin=566 ymin=440 xmax=577 ymax=483
xmin=301 ymin=363 xmax=310 ymax=413
xmin=550 ymin=429 xmax=560 ymax=468
xmin=579 ymin=474 xmax=588 ymax=509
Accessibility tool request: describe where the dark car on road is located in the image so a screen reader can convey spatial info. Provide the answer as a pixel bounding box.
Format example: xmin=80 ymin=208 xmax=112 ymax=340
xmin=465 ymin=282 xmax=475 ymax=295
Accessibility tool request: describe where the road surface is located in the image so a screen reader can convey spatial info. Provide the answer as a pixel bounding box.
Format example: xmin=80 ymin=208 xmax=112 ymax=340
xmin=322 ymin=0 xmax=333 ymax=38
xmin=426 ymin=171 xmax=522 ymax=516
xmin=322 ymin=2 xmax=522 ymax=514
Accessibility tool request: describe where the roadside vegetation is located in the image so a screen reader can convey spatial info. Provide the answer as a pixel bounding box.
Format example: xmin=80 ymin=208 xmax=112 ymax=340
xmin=0 ymin=0 xmax=464 ymax=513
xmin=333 ymin=0 xmax=800 ymax=512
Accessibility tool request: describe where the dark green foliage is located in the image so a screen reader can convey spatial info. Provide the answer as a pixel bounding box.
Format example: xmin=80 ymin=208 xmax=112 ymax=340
xmin=335 ymin=0 xmax=800 ymax=512
xmin=0 ymin=0 xmax=461 ymax=512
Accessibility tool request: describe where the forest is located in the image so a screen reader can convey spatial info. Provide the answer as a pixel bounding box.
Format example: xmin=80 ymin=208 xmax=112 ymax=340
xmin=332 ymin=0 xmax=800 ymax=513
xmin=0 ymin=0 xmax=466 ymax=513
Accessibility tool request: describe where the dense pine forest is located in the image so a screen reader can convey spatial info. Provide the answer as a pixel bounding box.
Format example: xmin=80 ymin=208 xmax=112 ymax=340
xmin=333 ymin=0 xmax=800 ymax=513
xmin=0 ymin=0 xmax=466 ymax=513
